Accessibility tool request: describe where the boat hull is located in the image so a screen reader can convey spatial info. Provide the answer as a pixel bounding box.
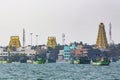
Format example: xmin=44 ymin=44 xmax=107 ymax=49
xmin=91 ymin=61 xmax=110 ymax=66
xmin=33 ymin=59 xmax=46 ymax=64
xmin=91 ymin=58 xmax=110 ymax=66
xmin=0 ymin=60 xmax=8 ymax=64
xmin=70 ymin=57 xmax=90 ymax=64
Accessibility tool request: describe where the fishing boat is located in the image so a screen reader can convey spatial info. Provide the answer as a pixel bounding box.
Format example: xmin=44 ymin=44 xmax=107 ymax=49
xmin=73 ymin=59 xmax=80 ymax=64
xmin=0 ymin=60 xmax=8 ymax=64
xmin=70 ymin=56 xmax=90 ymax=64
xmin=27 ymin=60 xmax=33 ymax=64
xmin=91 ymin=57 xmax=110 ymax=66
xmin=33 ymin=58 xmax=45 ymax=64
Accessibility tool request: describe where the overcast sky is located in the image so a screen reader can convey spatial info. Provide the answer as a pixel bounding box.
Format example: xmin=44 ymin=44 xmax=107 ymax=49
xmin=0 ymin=0 xmax=120 ymax=46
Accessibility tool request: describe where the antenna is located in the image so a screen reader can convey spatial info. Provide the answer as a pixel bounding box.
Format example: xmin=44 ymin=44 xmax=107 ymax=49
xmin=62 ymin=33 xmax=65 ymax=45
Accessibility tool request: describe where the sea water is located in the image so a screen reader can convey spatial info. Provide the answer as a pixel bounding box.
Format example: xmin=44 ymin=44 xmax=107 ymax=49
xmin=0 ymin=61 xmax=120 ymax=80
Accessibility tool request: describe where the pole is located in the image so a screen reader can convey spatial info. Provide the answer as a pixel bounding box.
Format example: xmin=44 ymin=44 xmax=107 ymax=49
xmin=36 ymin=35 xmax=38 ymax=46
xmin=30 ymin=33 xmax=33 ymax=46
xmin=109 ymin=23 xmax=112 ymax=44
xmin=23 ymin=28 xmax=25 ymax=54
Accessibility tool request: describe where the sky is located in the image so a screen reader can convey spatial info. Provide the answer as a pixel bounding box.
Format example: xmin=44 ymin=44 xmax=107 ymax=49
xmin=0 ymin=0 xmax=120 ymax=46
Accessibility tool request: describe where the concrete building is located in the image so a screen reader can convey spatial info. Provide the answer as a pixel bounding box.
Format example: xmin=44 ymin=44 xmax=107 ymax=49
xmin=75 ymin=44 xmax=83 ymax=57
xmin=24 ymin=46 xmax=36 ymax=56
xmin=57 ymin=50 xmax=64 ymax=61
xmin=63 ymin=45 xmax=70 ymax=61
xmin=70 ymin=43 xmax=76 ymax=50
xmin=0 ymin=46 xmax=36 ymax=59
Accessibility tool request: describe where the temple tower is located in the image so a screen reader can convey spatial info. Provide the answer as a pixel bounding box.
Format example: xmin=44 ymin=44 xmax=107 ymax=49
xmin=47 ymin=37 xmax=57 ymax=49
xmin=96 ymin=23 xmax=108 ymax=49
xmin=8 ymin=36 xmax=21 ymax=51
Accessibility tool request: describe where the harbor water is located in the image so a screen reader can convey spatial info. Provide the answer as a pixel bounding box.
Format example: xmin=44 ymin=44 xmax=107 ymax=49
xmin=0 ymin=62 xmax=120 ymax=80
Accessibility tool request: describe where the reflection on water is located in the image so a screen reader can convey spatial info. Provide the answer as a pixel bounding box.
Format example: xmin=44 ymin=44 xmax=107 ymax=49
xmin=0 ymin=62 xmax=120 ymax=80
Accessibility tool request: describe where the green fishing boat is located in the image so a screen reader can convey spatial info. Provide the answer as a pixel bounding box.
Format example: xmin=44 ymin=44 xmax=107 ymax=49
xmin=91 ymin=57 xmax=110 ymax=66
xmin=70 ymin=58 xmax=79 ymax=64
xmin=73 ymin=59 xmax=80 ymax=64
xmin=71 ymin=56 xmax=90 ymax=64
xmin=33 ymin=58 xmax=45 ymax=64
xmin=0 ymin=60 xmax=8 ymax=64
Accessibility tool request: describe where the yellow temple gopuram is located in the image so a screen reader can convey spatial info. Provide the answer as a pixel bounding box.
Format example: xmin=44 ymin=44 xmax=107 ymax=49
xmin=96 ymin=22 xmax=108 ymax=49
xmin=47 ymin=37 xmax=57 ymax=49
xmin=8 ymin=36 xmax=21 ymax=51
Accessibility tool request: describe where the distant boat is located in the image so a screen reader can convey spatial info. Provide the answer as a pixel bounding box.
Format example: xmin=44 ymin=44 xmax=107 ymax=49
xmin=0 ymin=60 xmax=8 ymax=64
xmin=33 ymin=58 xmax=45 ymax=64
xmin=11 ymin=62 xmax=20 ymax=64
xmin=71 ymin=59 xmax=79 ymax=64
xmin=70 ymin=56 xmax=90 ymax=64
xmin=27 ymin=60 xmax=33 ymax=64
xmin=91 ymin=57 xmax=110 ymax=66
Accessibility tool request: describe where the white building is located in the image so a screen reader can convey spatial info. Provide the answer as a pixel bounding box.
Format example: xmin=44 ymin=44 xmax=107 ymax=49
xmin=0 ymin=46 xmax=36 ymax=57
